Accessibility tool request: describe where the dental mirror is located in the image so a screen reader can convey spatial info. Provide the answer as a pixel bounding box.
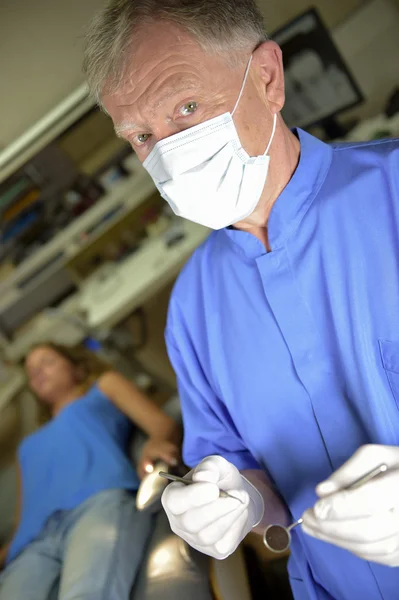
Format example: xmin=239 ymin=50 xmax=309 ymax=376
xmin=263 ymin=463 xmax=388 ymax=553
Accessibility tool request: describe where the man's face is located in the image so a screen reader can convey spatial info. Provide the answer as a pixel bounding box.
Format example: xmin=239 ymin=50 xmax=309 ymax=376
xmin=102 ymin=22 xmax=275 ymax=164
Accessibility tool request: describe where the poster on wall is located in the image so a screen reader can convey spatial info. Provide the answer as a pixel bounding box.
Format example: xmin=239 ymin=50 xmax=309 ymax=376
xmin=273 ymin=8 xmax=363 ymax=129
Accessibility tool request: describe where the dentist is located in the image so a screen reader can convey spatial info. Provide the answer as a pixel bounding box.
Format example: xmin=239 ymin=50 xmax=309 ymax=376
xmin=84 ymin=1 xmax=399 ymax=598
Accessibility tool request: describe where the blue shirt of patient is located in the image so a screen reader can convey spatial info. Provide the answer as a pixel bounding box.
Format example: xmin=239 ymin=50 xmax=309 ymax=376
xmin=7 ymin=384 xmax=139 ymax=563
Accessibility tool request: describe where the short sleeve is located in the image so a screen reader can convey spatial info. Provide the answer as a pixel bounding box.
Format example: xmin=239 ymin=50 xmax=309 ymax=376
xmin=165 ymin=324 xmax=259 ymax=472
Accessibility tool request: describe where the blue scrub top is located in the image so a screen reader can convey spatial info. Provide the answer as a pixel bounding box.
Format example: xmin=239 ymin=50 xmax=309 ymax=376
xmin=166 ymin=130 xmax=399 ymax=600
xmin=7 ymin=384 xmax=139 ymax=564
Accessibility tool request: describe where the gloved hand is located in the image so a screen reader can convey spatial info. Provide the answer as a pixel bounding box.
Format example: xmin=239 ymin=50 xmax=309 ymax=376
xmin=161 ymin=455 xmax=264 ymax=559
xmin=302 ymin=444 xmax=399 ymax=566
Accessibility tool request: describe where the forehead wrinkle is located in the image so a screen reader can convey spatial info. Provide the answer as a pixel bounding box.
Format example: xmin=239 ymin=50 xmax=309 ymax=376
xmin=131 ymin=59 xmax=200 ymax=105
xmin=114 ymin=77 xmax=202 ymax=136
xmin=121 ymin=48 xmax=201 ymax=102
xmin=150 ymin=78 xmax=199 ymax=111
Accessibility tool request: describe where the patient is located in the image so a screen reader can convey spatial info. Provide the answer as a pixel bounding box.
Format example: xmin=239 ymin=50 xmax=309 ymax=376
xmin=0 ymin=343 xmax=180 ymax=599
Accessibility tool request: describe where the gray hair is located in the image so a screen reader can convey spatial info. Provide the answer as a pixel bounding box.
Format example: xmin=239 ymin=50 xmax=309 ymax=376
xmin=83 ymin=0 xmax=267 ymax=102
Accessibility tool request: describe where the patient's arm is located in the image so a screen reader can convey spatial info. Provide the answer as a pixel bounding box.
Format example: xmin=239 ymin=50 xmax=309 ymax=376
xmin=98 ymin=371 xmax=181 ymax=478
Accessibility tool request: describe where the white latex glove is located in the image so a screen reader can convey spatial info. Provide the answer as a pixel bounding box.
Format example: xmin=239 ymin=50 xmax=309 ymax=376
xmin=302 ymin=444 xmax=399 ymax=566
xmin=161 ymin=455 xmax=264 ymax=559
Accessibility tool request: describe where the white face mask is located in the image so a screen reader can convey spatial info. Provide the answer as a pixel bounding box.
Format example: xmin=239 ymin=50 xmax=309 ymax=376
xmin=143 ymin=56 xmax=277 ymax=230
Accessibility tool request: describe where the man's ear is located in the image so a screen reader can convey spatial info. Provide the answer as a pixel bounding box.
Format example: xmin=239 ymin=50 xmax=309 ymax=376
xmin=253 ymin=41 xmax=285 ymax=114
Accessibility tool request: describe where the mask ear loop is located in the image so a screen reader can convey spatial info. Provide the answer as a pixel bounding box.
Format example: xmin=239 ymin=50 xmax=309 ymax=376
xmin=232 ymin=55 xmax=253 ymax=117
xmin=231 ymin=54 xmax=277 ymax=156
xmin=264 ymin=113 xmax=277 ymax=155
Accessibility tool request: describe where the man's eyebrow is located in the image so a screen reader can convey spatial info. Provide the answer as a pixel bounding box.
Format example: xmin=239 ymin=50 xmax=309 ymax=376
xmin=115 ymin=122 xmax=140 ymax=137
xmin=114 ymin=78 xmax=201 ymax=137
xmin=153 ymin=78 xmax=200 ymax=108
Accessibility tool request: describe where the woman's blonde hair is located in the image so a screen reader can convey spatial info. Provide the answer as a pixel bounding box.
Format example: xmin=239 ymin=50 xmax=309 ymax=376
xmin=25 ymin=342 xmax=111 ymax=425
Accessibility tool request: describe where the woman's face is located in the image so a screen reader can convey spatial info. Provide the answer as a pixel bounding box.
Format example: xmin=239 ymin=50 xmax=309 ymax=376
xmin=25 ymin=346 xmax=79 ymax=403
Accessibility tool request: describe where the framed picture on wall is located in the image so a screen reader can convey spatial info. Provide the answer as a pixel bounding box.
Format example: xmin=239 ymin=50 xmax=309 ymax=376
xmin=272 ymin=7 xmax=364 ymax=134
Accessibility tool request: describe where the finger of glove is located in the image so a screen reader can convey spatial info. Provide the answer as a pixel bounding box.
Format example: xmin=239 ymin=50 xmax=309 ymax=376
xmin=172 ymin=501 xmax=247 ymax=550
xmin=192 ymin=456 xmax=239 ymax=487
xmin=176 ymin=495 xmax=247 ymax=535
xmin=316 ymin=444 xmax=397 ymax=497
xmin=303 ymin=507 xmax=399 ymax=545
xmin=179 ymin=511 xmax=249 ymax=560
xmin=352 ymin=548 xmax=399 ymax=567
xmin=303 ymin=518 xmax=399 ymax=559
xmin=314 ymin=472 xmax=398 ymax=520
xmin=214 ymin=510 xmax=250 ymax=558
xmin=162 ymin=481 xmax=219 ymax=516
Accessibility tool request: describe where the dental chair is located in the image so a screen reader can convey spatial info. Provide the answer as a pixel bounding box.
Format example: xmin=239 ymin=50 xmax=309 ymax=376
xmin=129 ymin=394 xmax=253 ymax=600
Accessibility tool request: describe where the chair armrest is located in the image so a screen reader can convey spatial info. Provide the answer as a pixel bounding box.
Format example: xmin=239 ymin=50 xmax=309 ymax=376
xmin=132 ymin=395 xmax=183 ymax=512
xmin=131 ymin=510 xmax=212 ymax=600
xmin=135 ymin=461 xmax=171 ymax=513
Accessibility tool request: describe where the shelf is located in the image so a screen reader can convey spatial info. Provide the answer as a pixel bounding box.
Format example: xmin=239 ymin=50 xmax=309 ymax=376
xmin=0 ymin=168 xmax=156 ymax=296
xmin=64 ymin=171 xmax=156 ymax=261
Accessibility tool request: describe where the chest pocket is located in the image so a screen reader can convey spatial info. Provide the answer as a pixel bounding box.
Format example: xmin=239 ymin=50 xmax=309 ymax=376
xmin=379 ymin=339 xmax=399 ymax=410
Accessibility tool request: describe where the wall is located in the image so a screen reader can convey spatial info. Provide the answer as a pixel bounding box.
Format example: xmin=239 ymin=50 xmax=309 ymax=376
xmin=258 ymin=0 xmax=399 ymax=121
xmin=0 ymin=0 xmax=106 ymax=150
xmin=333 ymin=0 xmax=399 ymax=120
xmin=257 ymin=0 xmax=364 ymax=32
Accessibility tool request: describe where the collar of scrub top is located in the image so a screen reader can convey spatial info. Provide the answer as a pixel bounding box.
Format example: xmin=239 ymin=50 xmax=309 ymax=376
xmin=224 ymin=128 xmax=334 ymax=259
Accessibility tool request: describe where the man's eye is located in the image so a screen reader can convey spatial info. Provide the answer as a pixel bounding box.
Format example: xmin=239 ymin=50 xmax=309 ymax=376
xmin=179 ymin=101 xmax=198 ymax=116
xmin=136 ymin=133 xmax=151 ymax=145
